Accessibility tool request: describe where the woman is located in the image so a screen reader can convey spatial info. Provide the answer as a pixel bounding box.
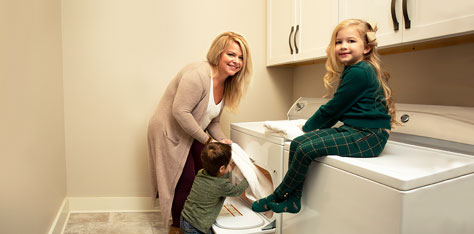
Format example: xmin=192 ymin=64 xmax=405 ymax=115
xmin=147 ymin=32 xmax=253 ymax=233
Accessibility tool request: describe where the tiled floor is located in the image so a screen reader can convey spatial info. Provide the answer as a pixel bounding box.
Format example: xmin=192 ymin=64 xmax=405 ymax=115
xmin=63 ymin=212 xmax=168 ymax=234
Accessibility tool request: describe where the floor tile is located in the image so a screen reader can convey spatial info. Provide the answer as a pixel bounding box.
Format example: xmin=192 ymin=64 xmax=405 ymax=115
xmin=67 ymin=213 xmax=110 ymax=224
xmin=63 ymin=222 xmax=109 ymax=234
xmin=107 ymin=222 xmax=154 ymax=234
xmin=63 ymin=212 xmax=165 ymax=234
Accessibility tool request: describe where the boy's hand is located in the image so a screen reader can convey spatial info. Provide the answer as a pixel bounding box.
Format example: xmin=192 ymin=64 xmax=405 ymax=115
xmin=219 ymin=138 xmax=232 ymax=144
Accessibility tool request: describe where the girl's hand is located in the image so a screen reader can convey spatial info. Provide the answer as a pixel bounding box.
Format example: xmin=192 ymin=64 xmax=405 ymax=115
xmin=219 ymin=138 xmax=232 ymax=144
xmin=297 ymin=124 xmax=306 ymax=133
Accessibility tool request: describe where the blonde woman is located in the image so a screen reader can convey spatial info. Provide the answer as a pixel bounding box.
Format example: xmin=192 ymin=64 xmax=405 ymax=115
xmin=147 ymin=32 xmax=252 ymax=232
xmin=252 ymin=19 xmax=396 ymax=214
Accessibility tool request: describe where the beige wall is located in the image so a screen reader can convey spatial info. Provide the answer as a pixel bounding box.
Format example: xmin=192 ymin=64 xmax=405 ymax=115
xmin=294 ymin=43 xmax=474 ymax=107
xmin=61 ymin=0 xmax=293 ymax=197
xmin=0 ymin=0 xmax=66 ymax=233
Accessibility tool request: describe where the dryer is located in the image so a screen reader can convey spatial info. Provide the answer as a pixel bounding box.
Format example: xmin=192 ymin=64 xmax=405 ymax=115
xmin=213 ymin=97 xmax=474 ymax=234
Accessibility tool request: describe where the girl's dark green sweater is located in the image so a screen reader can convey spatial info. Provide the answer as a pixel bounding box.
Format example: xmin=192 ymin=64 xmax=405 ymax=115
xmin=303 ymin=61 xmax=391 ymax=132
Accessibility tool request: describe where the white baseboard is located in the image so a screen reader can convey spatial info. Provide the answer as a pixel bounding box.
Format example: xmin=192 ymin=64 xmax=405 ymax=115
xmin=48 ymin=197 xmax=159 ymax=234
xmin=68 ymin=196 xmax=159 ymax=213
xmin=48 ymin=198 xmax=70 ymax=234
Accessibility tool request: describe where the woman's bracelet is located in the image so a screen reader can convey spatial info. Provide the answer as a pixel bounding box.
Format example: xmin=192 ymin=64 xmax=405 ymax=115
xmin=205 ymin=136 xmax=213 ymax=145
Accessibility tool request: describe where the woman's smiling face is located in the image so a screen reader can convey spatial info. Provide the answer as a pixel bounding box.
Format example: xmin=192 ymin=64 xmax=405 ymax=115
xmin=217 ymin=41 xmax=243 ymax=77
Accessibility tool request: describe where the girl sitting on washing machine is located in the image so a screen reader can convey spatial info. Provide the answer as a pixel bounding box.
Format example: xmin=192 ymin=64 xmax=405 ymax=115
xmin=252 ymin=18 xmax=397 ymax=214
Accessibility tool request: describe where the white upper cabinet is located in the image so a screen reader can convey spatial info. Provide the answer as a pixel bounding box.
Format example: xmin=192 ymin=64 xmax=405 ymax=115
xmin=268 ymin=0 xmax=474 ymax=66
xmin=402 ymin=0 xmax=474 ymax=42
xmin=267 ymin=0 xmax=296 ymax=66
xmin=339 ymin=0 xmax=474 ymax=47
xmin=267 ymin=0 xmax=338 ymax=66
xmin=338 ymin=0 xmax=403 ymax=46
xmin=295 ymin=0 xmax=339 ymax=62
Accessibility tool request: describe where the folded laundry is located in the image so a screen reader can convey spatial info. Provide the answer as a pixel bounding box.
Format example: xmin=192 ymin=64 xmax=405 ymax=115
xmin=231 ymin=143 xmax=273 ymax=202
xmin=263 ymin=119 xmax=306 ymax=140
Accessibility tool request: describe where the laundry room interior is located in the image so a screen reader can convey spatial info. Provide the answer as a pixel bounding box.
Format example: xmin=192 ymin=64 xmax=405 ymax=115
xmin=1 ymin=0 xmax=473 ymax=234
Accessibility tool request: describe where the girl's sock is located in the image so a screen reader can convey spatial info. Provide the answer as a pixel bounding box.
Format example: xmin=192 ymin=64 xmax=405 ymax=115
xmin=252 ymin=193 xmax=280 ymax=212
xmin=268 ymin=195 xmax=301 ymax=213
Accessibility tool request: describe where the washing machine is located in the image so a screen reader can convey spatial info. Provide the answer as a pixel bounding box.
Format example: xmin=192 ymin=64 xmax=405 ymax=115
xmin=213 ymin=97 xmax=474 ymax=234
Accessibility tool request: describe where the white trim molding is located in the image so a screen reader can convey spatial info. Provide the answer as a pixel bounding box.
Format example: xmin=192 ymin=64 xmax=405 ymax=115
xmin=48 ymin=198 xmax=69 ymax=234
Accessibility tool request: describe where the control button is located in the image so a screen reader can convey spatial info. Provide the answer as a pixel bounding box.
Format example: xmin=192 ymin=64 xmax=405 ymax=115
xmin=296 ymin=102 xmax=305 ymax=111
xmin=401 ymin=114 xmax=410 ymax=123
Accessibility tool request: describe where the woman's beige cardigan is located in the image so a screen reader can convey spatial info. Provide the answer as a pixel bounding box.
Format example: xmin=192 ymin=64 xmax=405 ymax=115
xmin=147 ymin=62 xmax=226 ymax=227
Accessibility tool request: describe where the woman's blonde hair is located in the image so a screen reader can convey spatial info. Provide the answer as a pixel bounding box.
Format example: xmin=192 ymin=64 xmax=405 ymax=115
xmin=324 ymin=19 xmax=397 ymax=127
xmin=207 ymin=32 xmax=253 ymax=112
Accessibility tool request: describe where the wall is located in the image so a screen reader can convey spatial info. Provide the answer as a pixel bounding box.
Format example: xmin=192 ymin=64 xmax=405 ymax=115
xmin=293 ymin=43 xmax=474 ymax=107
xmin=0 ymin=0 xmax=66 ymax=233
xmin=61 ymin=0 xmax=293 ymax=198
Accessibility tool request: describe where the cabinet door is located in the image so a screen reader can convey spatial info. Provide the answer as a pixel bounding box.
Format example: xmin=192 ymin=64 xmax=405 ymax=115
xmin=338 ymin=0 xmax=403 ymax=47
xmin=295 ymin=0 xmax=338 ymax=62
xmin=402 ymin=0 xmax=474 ymax=43
xmin=267 ymin=0 xmax=297 ymax=66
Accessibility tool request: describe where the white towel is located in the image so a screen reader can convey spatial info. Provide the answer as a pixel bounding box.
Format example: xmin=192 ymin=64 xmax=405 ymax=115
xmin=231 ymin=143 xmax=273 ymax=202
xmin=264 ymin=119 xmax=306 ymax=140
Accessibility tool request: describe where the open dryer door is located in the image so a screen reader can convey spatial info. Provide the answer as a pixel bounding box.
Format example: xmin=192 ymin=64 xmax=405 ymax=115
xmin=212 ymin=196 xmax=276 ymax=234
xmin=212 ymin=164 xmax=277 ymax=234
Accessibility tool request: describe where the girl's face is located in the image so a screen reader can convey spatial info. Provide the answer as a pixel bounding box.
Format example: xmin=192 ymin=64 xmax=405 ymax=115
xmin=335 ymin=26 xmax=370 ymax=66
xmin=217 ymin=41 xmax=243 ymax=77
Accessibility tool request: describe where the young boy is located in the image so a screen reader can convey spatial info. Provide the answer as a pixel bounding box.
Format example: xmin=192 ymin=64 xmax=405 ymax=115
xmin=180 ymin=142 xmax=249 ymax=234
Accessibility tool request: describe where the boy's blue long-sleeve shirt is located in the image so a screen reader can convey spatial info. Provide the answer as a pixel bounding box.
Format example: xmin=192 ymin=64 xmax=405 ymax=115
xmin=303 ymin=61 xmax=391 ymax=132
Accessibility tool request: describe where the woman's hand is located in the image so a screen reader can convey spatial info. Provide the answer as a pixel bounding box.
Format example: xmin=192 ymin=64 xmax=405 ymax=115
xmin=218 ymin=138 xmax=232 ymax=144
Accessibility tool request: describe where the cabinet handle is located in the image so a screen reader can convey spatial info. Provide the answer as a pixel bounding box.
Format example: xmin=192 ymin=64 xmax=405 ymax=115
xmin=289 ymin=26 xmax=294 ymax=54
xmin=391 ymin=0 xmax=399 ymax=31
xmin=294 ymin=25 xmax=299 ymax=54
xmin=402 ymin=0 xmax=411 ymax=29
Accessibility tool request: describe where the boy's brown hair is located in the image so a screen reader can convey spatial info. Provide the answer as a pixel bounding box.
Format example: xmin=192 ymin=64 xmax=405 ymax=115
xmin=201 ymin=142 xmax=232 ymax=176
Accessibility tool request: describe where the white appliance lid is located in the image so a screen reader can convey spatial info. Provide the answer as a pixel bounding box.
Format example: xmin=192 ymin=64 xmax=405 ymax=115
xmin=214 ymin=197 xmax=264 ymax=230
xmin=315 ymin=141 xmax=474 ymax=191
xmin=231 ymin=121 xmax=287 ymax=145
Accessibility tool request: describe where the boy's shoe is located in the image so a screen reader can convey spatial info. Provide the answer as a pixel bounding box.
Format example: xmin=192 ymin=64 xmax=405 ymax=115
xmin=168 ymin=225 xmax=183 ymax=234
